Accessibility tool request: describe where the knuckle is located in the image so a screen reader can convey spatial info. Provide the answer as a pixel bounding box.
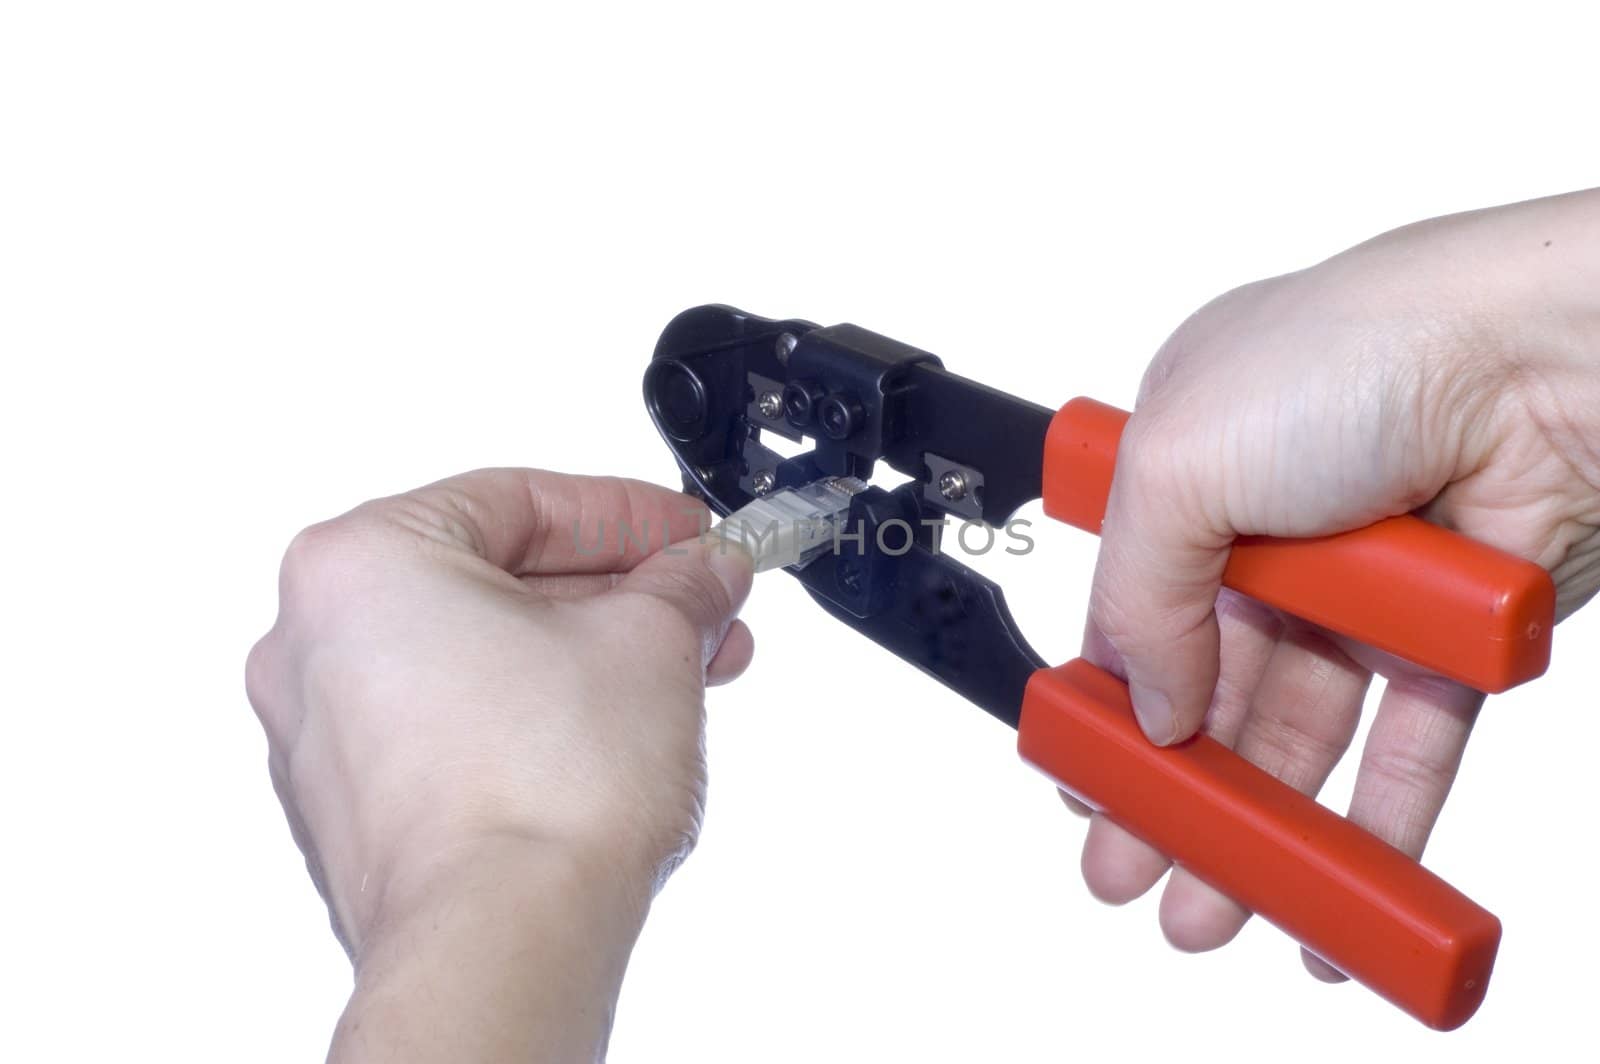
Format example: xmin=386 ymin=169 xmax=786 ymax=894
xmin=1246 ymin=720 xmax=1343 ymax=791
xmin=1213 ymin=587 xmax=1280 ymax=633
xmin=244 ymin=634 xmax=275 ymax=711
xmin=1087 ymin=573 xmax=1211 ymax=658
xmin=647 ymin=560 xmax=731 ymax=626
xmin=1119 ymin=413 xmax=1210 ymax=515
xmin=278 ymin=514 xmax=385 ymax=607
xmin=1104 ymin=454 xmax=1221 ymax=572
xmin=1390 ymin=670 xmax=1467 ymax=708
xmin=280 ymin=520 xmax=350 ymax=584
xmin=1086 ymin=589 xmax=1139 ymax=649
xmin=1361 ymin=745 xmax=1455 ymax=798
xmin=1136 ymin=296 xmax=1229 ymax=406
xmin=1351 ymin=782 xmax=1436 ymax=856
xmin=375 ymin=490 xmax=488 ymax=557
xmin=245 ymin=632 xmax=295 ymax=746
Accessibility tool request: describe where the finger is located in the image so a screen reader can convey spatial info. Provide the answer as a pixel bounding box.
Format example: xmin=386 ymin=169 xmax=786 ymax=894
xmin=1078 ymin=619 xmax=1170 ymax=900
xmin=1088 ymin=419 xmax=1232 ymax=745
xmin=1291 ymin=675 xmax=1481 ymax=984
xmin=1079 ymin=618 xmax=1127 ymax=678
xmin=1068 ymin=619 xmax=1122 ymax=814
xmin=613 ymin=539 xmax=755 ymax=667
xmin=1058 ymin=790 xmax=1092 ymax=818
xmin=1302 ymin=951 xmax=1349 ymax=983
xmin=366 ymin=469 xmax=712 ymax=576
xmin=1194 ymin=590 xmax=1286 ymax=747
xmin=1349 ymin=673 xmax=1483 ymax=860
xmin=1081 ymin=816 xmax=1172 ymax=904
xmin=706 ymin=620 xmax=755 ymax=686
xmin=1158 ymin=628 xmax=1370 ymax=952
xmin=1076 ymin=591 xmax=1282 ymax=903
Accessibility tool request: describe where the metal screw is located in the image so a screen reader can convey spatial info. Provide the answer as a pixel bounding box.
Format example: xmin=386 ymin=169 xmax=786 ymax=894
xmin=776 ymin=332 xmax=798 ymax=364
xmin=756 ymin=390 xmax=784 ymax=419
xmin=938 ymin=469 xmax=969 ymax=501
xmin=751 ymin=470 xmax=776 ymax=495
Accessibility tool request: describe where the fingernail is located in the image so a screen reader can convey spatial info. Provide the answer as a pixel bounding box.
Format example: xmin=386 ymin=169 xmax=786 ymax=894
xmin=1302 ymin=949 xmax=1350 ymax=983
xmin=1128 ymin=681 xmax=1176 ymax=745
xmin=705 ymin=541 xmax=755 ymax=607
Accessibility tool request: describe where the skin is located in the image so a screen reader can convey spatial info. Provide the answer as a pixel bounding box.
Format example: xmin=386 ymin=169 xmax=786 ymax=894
xmin=1075 ymin=189 xmax=1600 ymax=974
xmin=246 ymin=470 xmax=755 ymax=1061
xmin=248 ymin=190 xmax=1600 ymax=1057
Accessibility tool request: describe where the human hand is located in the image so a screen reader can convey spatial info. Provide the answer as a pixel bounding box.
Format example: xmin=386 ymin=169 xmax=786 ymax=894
xmin=245 ymin=469 xmax=753 ymax=1060
xmin=1074 ymin=190 xmax=1600 ymax=976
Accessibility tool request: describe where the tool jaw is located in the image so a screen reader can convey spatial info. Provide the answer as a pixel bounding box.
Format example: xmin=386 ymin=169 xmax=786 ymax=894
xmin=643 ymin=304 xmax=1047 ymax=725
xmin=644 ymin=304 xmax=1053 ymax=522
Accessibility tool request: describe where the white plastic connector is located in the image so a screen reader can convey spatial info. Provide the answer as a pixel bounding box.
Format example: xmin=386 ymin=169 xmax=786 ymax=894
xmin=710 ymin=476 xmax=868 ymax=572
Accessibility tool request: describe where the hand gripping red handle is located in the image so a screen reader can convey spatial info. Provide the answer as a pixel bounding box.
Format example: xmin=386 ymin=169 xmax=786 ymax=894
xmin=1043 ymin=398 xmax=1554 ymax=692
xmin=1022 ymin=398 xmax=1557 ymax=1029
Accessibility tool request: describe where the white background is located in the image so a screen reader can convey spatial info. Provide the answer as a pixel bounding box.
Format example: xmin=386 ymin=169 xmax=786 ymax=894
xmin=3 ymin=2 xmax=1597 ymax=1060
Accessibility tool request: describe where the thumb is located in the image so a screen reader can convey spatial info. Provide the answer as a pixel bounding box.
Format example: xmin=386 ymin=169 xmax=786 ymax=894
xmin=614 ymin=537 xmax=755 ymax=665
xmin=1087 ymin=432 xmax=1230 ymax=745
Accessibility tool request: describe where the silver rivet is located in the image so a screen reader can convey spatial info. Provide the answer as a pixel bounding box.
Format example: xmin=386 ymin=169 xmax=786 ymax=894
xmin=751 ymin=470 xmax=776 ymax=495
xmin=776 ymin=332 xmax=798 ymax=363
xmin=938 ymin=469 xmax=969 ymax=501
xmin=757 ymin=390 xmax=784 ymax=419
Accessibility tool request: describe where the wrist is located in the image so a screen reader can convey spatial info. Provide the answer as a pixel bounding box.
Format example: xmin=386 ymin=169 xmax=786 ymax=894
xmin=323 ymin=769 xmax=684 ymax=960
xmin=331 ymin=835 xmax=651 ymax=1061
xmin=355 ymin=831 xmax=652 ymax=964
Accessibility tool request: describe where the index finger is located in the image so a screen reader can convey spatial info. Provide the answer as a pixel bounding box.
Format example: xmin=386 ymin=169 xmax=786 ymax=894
xmin=1087 ymin=419 xmax=1232 ymax=744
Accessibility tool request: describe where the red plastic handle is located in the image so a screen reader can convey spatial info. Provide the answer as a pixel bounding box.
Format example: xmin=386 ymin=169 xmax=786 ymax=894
xmin=1031 ymin=397 xmax=1557 ymax=1028
xmin=1020 ymin=660 xmax=1500 ymax=1031
xmin=1043 ymin=397 xmax=1554 ymax=692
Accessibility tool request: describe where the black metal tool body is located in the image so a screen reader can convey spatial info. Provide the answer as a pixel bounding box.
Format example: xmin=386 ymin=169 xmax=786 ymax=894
xmin=643 ymin=304 xmax=1052 ymax=726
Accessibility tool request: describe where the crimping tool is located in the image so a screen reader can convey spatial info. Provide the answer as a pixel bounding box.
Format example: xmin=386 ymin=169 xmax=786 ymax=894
xmin=642 ymin=304 xmax=1556 ymax=1030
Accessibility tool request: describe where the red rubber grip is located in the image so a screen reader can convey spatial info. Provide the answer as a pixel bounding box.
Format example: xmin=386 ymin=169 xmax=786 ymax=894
xmin=1020 ymin=660 xmax=1501 ymax=1030
xmin=1042 ymin=397 xmax=1554 ymax=692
